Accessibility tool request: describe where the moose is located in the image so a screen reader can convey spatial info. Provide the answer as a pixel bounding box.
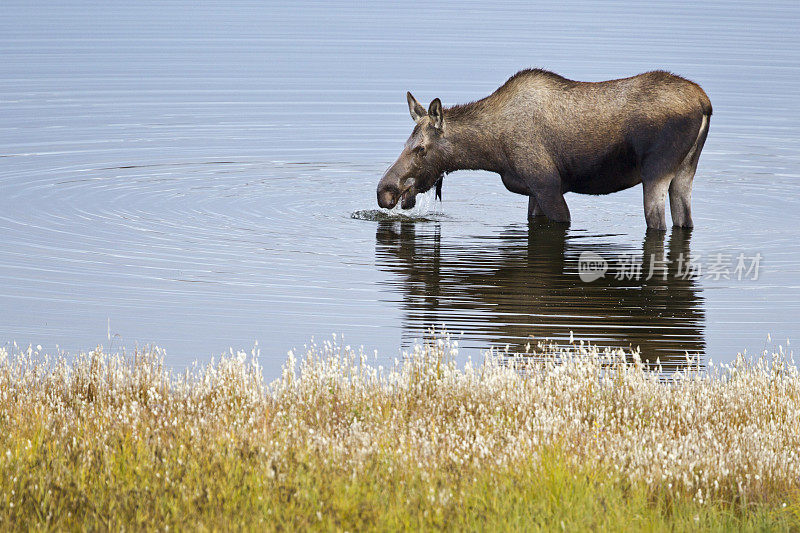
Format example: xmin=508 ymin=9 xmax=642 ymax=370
xmin=376 ymin=69 xmax=711 ymax=230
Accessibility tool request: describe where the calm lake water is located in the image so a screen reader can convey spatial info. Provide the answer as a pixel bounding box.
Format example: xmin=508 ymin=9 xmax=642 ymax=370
xmin=2 ymin=1 xmax=799 ymax=376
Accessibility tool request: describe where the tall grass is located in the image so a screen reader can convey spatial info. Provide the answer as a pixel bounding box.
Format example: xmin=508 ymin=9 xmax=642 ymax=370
xmin=0 ymin=336 xmax=798 ymax=530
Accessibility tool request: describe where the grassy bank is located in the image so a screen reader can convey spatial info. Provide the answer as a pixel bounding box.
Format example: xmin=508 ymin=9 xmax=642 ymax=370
xmin=1 ymin=337 xmax=799 ymax=530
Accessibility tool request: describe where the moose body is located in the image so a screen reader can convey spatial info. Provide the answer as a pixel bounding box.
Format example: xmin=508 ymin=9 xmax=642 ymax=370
xmin=376 ymin=69 xmax=711 ymax=230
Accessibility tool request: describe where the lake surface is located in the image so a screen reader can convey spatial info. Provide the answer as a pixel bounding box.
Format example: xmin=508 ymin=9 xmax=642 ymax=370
xmin=2 ymin=1 xmax=799 ymax=376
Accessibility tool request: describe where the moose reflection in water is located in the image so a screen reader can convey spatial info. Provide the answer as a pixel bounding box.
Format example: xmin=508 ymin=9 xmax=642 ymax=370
xmin=375 ymin=222 xmax=705 ymax=371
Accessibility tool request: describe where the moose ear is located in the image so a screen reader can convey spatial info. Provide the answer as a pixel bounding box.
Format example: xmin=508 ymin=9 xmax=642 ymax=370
xmin=428 ymin=98 xmax=443 ymax=130
xmin=407 ymin=92 xmax=426 ymax=123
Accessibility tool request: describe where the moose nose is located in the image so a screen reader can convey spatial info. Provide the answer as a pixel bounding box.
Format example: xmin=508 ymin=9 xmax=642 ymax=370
xmin=377 ymin=185 xmax=399 ymax=209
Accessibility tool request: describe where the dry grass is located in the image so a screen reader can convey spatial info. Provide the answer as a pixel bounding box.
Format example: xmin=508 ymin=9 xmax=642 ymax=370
xmin=0 ymin=335 xmax=799 ymax=530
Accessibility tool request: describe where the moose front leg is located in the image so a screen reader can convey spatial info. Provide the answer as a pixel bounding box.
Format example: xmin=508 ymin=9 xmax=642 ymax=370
xmin=503 ymin=169 xmax=569 ymax=223
xmin=512 ymin=164 xmax=570 ymax=224
xmin=535 ymin=190 xmax=570 ymax=223
xmin=528 ymin=194 xmax=556 ymax=219
xmin=528 ymin=179 xmax=570 ymax=223
xmin=527 ymin=196 xmax=546 ymax=219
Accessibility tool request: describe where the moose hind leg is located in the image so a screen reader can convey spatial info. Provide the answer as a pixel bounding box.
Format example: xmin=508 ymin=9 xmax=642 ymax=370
xmin=642 ymin=177 xmax=671 ymax=231
xmin=669 ymin=163 xmax=696 ymax=228
xmin=669 ymin=115 xmax=708 ymax=228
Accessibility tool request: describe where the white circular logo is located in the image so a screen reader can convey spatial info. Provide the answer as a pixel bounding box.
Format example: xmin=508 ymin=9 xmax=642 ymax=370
xmin=578 ymin=251 xmax=608 ymax=282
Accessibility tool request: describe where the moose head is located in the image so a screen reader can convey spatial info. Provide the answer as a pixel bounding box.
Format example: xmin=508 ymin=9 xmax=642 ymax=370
xmin=376 ymin=93 xmax=447 ymax=209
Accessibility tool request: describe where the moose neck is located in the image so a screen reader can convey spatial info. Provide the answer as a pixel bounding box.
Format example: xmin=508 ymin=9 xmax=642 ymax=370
xmin=441 ymin=105 xmax=505 ymax=175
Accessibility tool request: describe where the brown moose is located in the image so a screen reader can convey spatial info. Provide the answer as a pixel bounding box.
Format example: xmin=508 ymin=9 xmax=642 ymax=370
xmin=376 ymin=69 xmax=712 ymax=230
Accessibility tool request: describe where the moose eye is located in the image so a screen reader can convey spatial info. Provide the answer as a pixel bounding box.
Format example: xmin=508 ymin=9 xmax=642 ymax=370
xmin=414 ymin=146 xmax=426 ymax=156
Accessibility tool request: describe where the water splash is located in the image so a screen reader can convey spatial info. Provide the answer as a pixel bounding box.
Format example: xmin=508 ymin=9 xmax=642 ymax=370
xmin=352 ymin=188 xmax=441 ymax=221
